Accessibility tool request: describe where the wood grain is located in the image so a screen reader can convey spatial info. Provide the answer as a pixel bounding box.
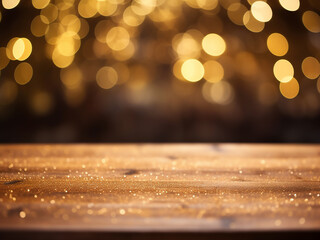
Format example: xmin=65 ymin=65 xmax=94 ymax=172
xmin=0 ymin=144 xmax=319 ymax=231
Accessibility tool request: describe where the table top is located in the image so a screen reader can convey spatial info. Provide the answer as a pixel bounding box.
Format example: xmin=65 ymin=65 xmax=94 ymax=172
xmin=0 ymin=144 xmax=319 ymax=232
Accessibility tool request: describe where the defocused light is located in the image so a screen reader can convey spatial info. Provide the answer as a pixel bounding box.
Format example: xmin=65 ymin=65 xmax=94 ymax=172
xmin=273 ymin=59 xmax=294 ymax=83
xmin=203 ymin=60 xmax=224 ymax=83
xmin=279 ymin=0 xmax=300 ymax=12
xmin=243 ymin=10 xmax=265 ymax=32
xmin=279 ymin=78 xmax=299 ymax=99
xmin=227 ymin=3 xmax=247 ymax=26
xmin=251 ymin=1 xmax=272 ymax=23
xmin=0 ymin=47 xmax=10 ymax=70
xmin=60 ymin=64 xmax=83 ymax=89
xmin=210 ymin=81 xmax=234 ymax=105
xmin=106 ymin=27 xmax=130 ymax=51
xmin=173 ymin=33 xmax=201 ymax=59
xmin=6 ymin=37 xmax=19 ymax=60
xmin=301 ymin=57 xmax=320 ymax=80
xmin=96 ymin=66 xmax=118 ymax=89
xmin=32 ymin=0 xmax=50 ymax=9
xmin=173 ymin=60 xmax=184 ymax=80
xmin=97 ymin=0 xmax=117 ymax=16
xmin=14 ymin=62 xmax=33 ymax=85
xmin=56 ymin=32 xmax=81 ymax=57
xmin=52 ymin=48 xmax=74 ymax=68
xmin=12 ymin=38 xmax=32 ymax=61
xmin=267 ymin=33 xmax=289 ymax=56
xmin=31 ymin=16 xmax=49 ymax=37
xmin=181 ymin=59 xmax=204 ymax=82
xmin=302 ymin=11 xmax=320 ymax=33
xmin=78 ymin=0 xmax=97 ymax=18
xmin=40 ymin=3 xmax=58 ymax=24
xmin=195 ymin=0 xmax=218 ymax=10
xmin=123 ymin=6 xmax=145 ymax=27
xmin=202 ymin=33 xmax=226 ymax=56
xmin=2 ymin=0 xmax=20 ymax=9
xmin=112 ymin=41 xmax=135 ymax=61
xmin=78 ymin=18 xmax=90 ymax=39
xmin=131 ymin=0 xmax=156 ymax=16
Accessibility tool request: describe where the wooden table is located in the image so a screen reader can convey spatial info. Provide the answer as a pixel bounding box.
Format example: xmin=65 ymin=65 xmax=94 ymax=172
xmin=0 ymin=144 xmax=319 ymax=239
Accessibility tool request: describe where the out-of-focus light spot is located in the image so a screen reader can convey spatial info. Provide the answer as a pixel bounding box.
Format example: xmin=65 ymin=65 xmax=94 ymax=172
xmin=0 ymin=47 xmax=10 ymax=70
xmin=279 ymin=0 xmax=299 ymax=12
xmin=78 ymin=0 xmax=98 ymax=18
xmin=203 ymin=81 xmax=234 ymax=105
xmin=196 ymin=0 xmax=219 ymax=10
xmin=181 ymin=59 xmax=204 ymax=82
xmin=203 ymin=60 xmax=224 ymax=83
xmin=302 ymin=11 xmax=320 ymax=33
xmin=112 ymin=41 xmax=135 ymax=61
xmin=173 ymin=33 xmax=201 ymax=59
xmin=6 ymin=37 xmax=19 ymax=60
xmin=273 ymin=59 xmax=294 ymax=83
xmin=31 ymin=91 xmax=53 ymax=115
xmin=61 ymin=15 xmax=81 ymax=34
xmin=123 ymin=6 xmax=145 ymax=27
xmin=45 ymin=23 xmax=64 ymax=45
xmin=14 ymin=62 xmax=33 ymax=85
xmin=40 ymin=3 xmax=58 ymax=24
xmin=131 ymin=0 xmax=157 ymax=16
xmin=19 ymin=211 xmax=26 ymax=218
xmin=97 ymin=0 xmax=117 ymax=16
xmin=2 ymin=0 xmax=20 ymax=9
xmin=251 ymin=1 xmax=272 ymax=22
xmin=96 ymin=66 xmax=118 ymax=89
xmin=32 ymin=0 xmax=50 ymax=9
xmin=56 ymin=32 xmax=81 ymax=57
xmin=279 ymin=78 xmax=299 ymax=99
xmin=227 ymin=3 xmax=247 ymax=26
xmin=202 ymin=33 xmax=226 ymax=57
xmin=52 ymin=48 xmax=74 ymax=68
xmin=243 ymin=10 xmax=265 ymax=32
xmin=173 ymin=60 xmax=185 ymax=81
xmin=106 ymin=27 xmax=130 ymax=51
xmin=31 ymin=15 xmax=49 ymax=37
xmin=95 ymin=20 xmax=112 ymax=43
xmin=60 ymin=64 xmax=83 ymax=89
xmin=301 ymin=57 xmax=320 ymax=79
xmin=267 ymin=33 xmax=289 ymax=56
xmin=78 ymin=18 xmax=89 ymax=39
xmin=12 ymin=38 xmax=32 ymax=61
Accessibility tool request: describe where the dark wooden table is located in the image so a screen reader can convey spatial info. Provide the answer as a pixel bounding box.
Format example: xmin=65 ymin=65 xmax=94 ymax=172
xmin=0 ymin=144 xmax=319 ymax=239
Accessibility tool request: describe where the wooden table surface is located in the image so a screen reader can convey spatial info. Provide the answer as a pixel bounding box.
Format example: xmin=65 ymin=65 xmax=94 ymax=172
xmin=0 ymin=144 xmax=319 ymax=233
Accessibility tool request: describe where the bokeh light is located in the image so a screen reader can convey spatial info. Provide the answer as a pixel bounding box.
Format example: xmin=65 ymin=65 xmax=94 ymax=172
xmin=251 ymin=1 xmax=272 ymax=23
xmin=273 ymin=59 xmax=294 ymax=83
xmin=279 ymin=78 xmax=299 ymax=99
xmin=267 ymin=33 xmax=289 ymax=57
xmin=202 ymin=33 xmax=226 ymax=57
xmin=181 ymin=59 xmax=204 ymax=82
xmin=301 ymin=57 xmax=320 ymax=80
xmin=14 ymin=62 xmax=33 ymax=85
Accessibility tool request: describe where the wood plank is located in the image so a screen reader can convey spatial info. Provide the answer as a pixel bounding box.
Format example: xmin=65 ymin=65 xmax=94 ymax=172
xmin=0 ymin=144 xmax=319 ymax=231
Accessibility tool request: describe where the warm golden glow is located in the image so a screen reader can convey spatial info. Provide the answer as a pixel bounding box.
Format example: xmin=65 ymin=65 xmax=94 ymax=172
xmin=273 ymin=59 xmax=294 ymax=83
xmin=203 ymin=60 xmax=224 ymax=83
xmin=279 ymin=0 xmax=300 ymax=12
xmin=106 ymin=27 xmax=130 ymax=51
xmin=32 ymin=0 xmax=50 ymax=9
xmin=181 ymin=59 xmax=204 ymax=82
xmin=301 ymin=57 xmax=320 ymax=80
xmin=60 ymin=64 xmax=83 ymax=89
xmin=202 ymin=33 xmax=226 ymax=57
xmin=243 ymin=10 xmax=265 ymax=33
xmin=52 ymin=49 xmax=74 ymax=68
xmin=227 ymin=3 xmax=248 ymax=26
xmin=2 ymin=0 xmax=20 ymax=9
xmin=302 ymin=11 xmax=320 ymax=33
xmin=40 ymin=3 xmax=58 ymax=24
xmin=267 ymin=33 xmax=289 ymax=57
xmin=97 ymin=0 xmax=117 ymax=17
xmin=0 ymin=47 xmax=10 ymax=70
xmin=173 ymin=33 xmax=201 ymax=59
xmin=279 ymin=78 xmax=299 ymax=99
xmin=96 ymin=66 xmax=118 ymax=89
xmin=31 ymin=15 xmax=48 ymax=37
xmin=14 ymin=62 xmax=33 ymax=85
xmin=251 ymin=1 xmax=272 ymax=23
xmin=78 ymin=0 xmax=97 ymax=18
xmin=123 ymin=6 xmax=145 ymax=27
xmin=12 ymin=38 xmax=32 ymax=61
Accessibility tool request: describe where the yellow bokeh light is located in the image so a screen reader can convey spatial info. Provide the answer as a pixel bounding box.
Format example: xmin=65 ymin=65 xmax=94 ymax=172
xmin=52 ymin=48 xmax=74 ymax=68
xmin=267 ymin=33 xmax=289 ymax=57
xmin=12 ymin=38 xmax=32 ymax=61
xmin=210 ymin=81 xmax=234 ymax=105
xmin=78 ymin=0 xmax=98 ymax=18
xmin=56 ymin=32 xmax=81 ymax=57
xmin=279 ymin=0 xmax=299 ymax=12
xmin=0 ymin=47 xmax=10 ymax=70
xmin=106 ymin=27 xmax=130 ymax=51
xmin=273 ymin=59 xmax=294 ymax=83
xmin=203 ymin=60 xmax=224 ymax=83
xmin=97 ymin=0 xmax=117 ymax=16
xmin=2 ymin=0 xmax=20 ymax=9
xmin=96 ymin=66 xmax=118 ymax=89
xmin=173 ymin=33 xmax=201 ymax=59
xmin=14 ymin=62 xmax=33 ymax=85
xmin=243 ymin=10 xmax=265 ymax=33
xmin=6 ymin=37 xmax=19 ymax=60
xmin=227 ymin=3 xmax=247 ymax=26
xmin=301 ymin=57 xmax=320 ymax=80
xmin=31 ymin=15 xmax=48 ymax=37
xmin=202 ymin=33 xmax=226 ymax=57
xmin=302 ymin=11 xmax=320 ymax=33
xmin=112 ymin=41 xmax=135 ymax=61
xmin=251 ymin=1 xmax=272 ymax=23
xmin=123 ymin=6 xmax=145 ymax=27
xmin=60 ymin=64 xmax=83 ymax=89
xmin=279 ymin=78 xmax=299 ymax=99
xmin=181 ymin=59 xmax=204 ymax=82
xmin=40 ymin=3 xmax=58 ymax=24
xmin=32 ymin=0 xmax=50 ymax=9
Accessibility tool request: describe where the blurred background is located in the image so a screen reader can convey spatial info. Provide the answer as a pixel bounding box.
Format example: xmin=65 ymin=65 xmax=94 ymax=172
xmin=0 ymin=0 xmax=320 ymax=143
